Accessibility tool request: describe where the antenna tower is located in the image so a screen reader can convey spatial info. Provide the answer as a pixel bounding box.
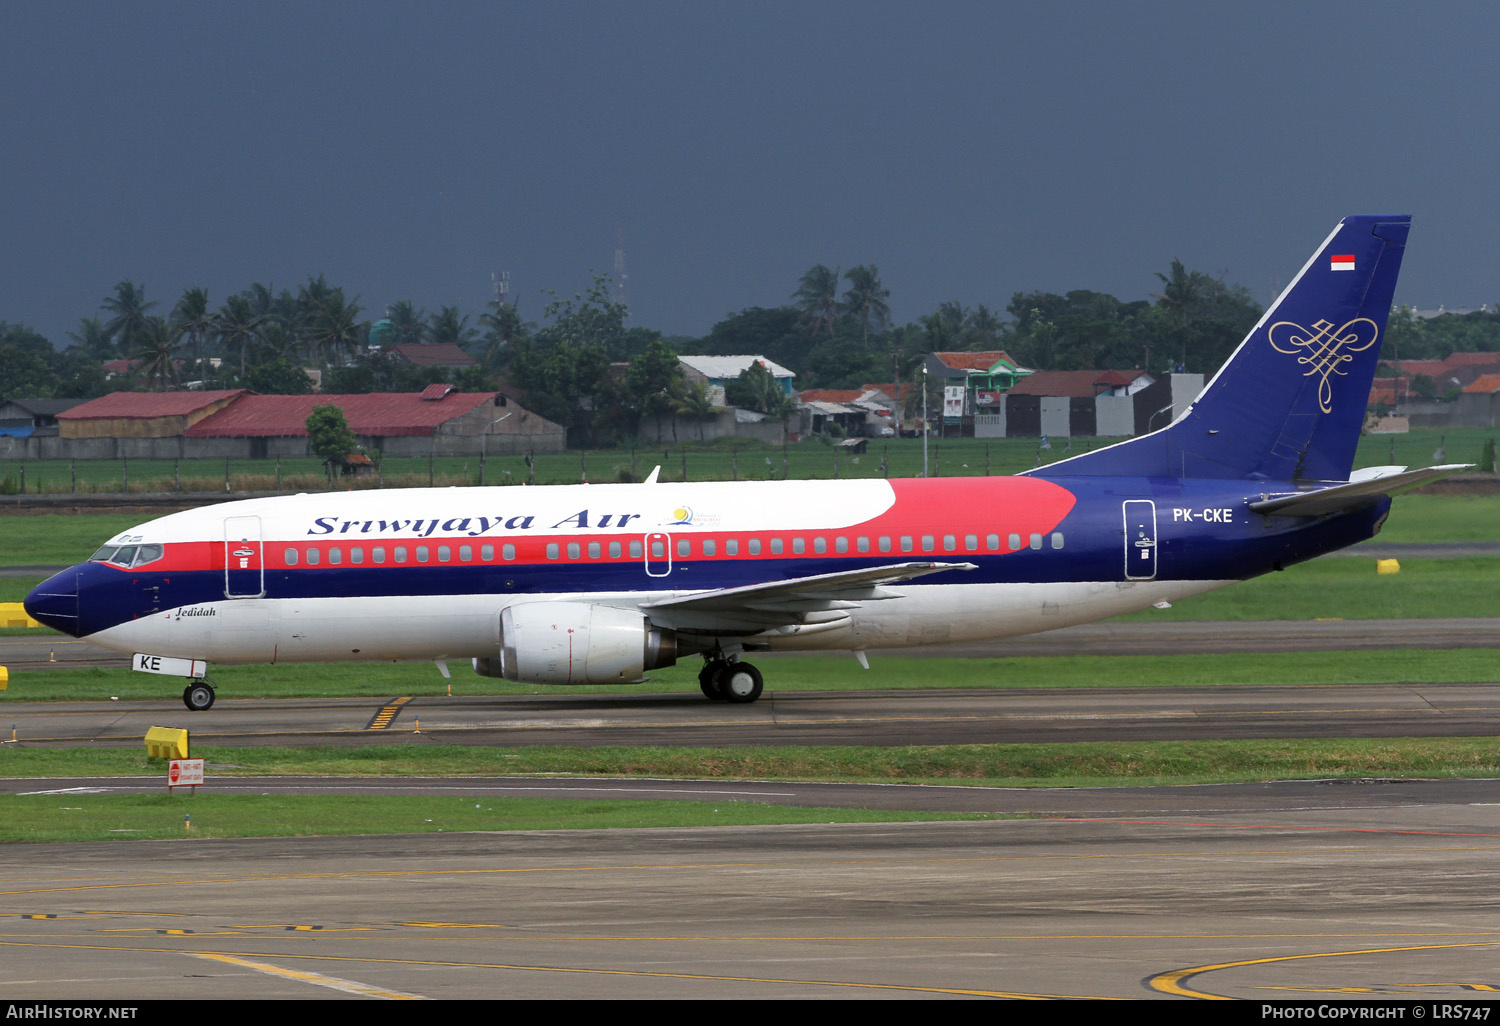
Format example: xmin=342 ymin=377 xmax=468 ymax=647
xmin=613 ymin=221 xmax=629 ymax=312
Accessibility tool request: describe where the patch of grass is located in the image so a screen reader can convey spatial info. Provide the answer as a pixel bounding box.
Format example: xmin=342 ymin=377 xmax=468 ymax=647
xmin=4 ymin=647 xmax=1499 ymax=705
xmin=6 ymin=737 xmax=1500 ymax=789
xmin=0 ymin=793 xmax=996 ymax=843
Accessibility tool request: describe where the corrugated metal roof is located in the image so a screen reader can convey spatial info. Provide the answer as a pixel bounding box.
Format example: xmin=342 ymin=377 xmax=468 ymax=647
xmin=1462 ymin=374 xmax=1500 ymax=394
xmin=931 ymin=351 xmax=1017 ymax=372
xmin=185 ymin=392 xmax=500 ymax=438
xmin=390 ymin=343 xmax=477 ymax=367
xmin=58 ymin=391 xmax=249 ymax=420
xmin=1005 ymin=370 xmax=1120 ymax=398
xmin=679 ymin=354 xmax=795 ymax=379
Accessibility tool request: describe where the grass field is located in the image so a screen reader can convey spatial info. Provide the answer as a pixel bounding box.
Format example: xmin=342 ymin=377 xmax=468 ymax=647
xmin=2 ymin=427 xmax=1497 ymax=493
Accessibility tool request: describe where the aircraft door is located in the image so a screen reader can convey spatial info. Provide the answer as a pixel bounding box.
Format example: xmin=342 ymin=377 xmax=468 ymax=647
xmin=1122 ymin=500 xmax=1157 ymax=581
xmin=643 ymin=532 xmax=672 ymax=578
xmin=224 ymin=515 xmax=265 ymax=598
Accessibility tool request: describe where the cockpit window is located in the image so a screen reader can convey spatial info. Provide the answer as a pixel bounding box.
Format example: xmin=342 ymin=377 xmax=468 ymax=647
xmin=90 ymin=544 xmax=163 ymax=568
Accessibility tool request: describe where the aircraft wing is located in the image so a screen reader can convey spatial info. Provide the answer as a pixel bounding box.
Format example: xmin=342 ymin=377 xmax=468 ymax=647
xmin=641 ymin=561 xmax=976 ymax=635
xmin=1248 ymin=464 xmax=1470 ymax=517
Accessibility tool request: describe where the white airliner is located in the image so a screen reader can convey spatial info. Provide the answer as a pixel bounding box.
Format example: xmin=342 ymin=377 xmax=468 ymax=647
xmin=26 ymin=215 xmax=1458 ymax=709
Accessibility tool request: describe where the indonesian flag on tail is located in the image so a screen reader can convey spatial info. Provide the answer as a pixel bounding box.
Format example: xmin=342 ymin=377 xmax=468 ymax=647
xmin=1330 ymin=253 xmax=1356 ymax=271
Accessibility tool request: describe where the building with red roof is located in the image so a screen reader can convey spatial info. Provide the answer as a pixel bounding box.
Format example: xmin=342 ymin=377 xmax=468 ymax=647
xmin=390 ymin=343 xmax=478 ymax=368
xmin=58 ymin=391 xmax=249 ymax=439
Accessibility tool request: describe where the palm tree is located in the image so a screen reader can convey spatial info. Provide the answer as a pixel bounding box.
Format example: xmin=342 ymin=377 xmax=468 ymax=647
xmin=66 ymin=316 xmax=115 ymax=361
xmin=216 ymin=294 xmax=270 ymax=378
xmin=670 ymin=379 xmax=718 ymax=442
xmin=171 ymin=287 xmax=215 ymax=383
xmin=429 ymin=305 xmax=478 ymax=349
xmin=792 ymin=264 xmax=842 ymax=337
xmin=480 ymin=297 xmax=527 ymax=366
xmin=842 ymin=265 xmax=891 ymax=346
xmin=100 ymin=281 xmax=158 ymax=361
xmin=304 ymin=289 xmax=366 ymax=366
xmin=385 ymin=300 xmax=430 ymax=345
xmin=133 ymin=316 xmax=180 ymax=390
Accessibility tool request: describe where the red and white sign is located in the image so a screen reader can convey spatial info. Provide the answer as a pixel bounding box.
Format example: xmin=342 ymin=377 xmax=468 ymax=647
xmin=169 ymin=759 xmax=205 ymax=789
xmin=1330 ymin=254 xmax=1356 ymax=272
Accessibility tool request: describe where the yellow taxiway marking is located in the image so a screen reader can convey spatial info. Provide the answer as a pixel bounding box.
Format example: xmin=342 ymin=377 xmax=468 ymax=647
xmin=0 ymin=940 xmax=1101 ymax=999
xmin=1150 ymin=941 xmax=1500 ymax=999
xmin=188 ymin=952 xmax=425 ymax=1000
xmin=367 ymin=697 xmax=412 ymax=730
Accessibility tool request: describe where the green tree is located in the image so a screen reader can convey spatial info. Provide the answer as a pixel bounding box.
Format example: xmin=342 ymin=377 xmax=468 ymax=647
xmin=100 ymin=281 xmax=157 ymax=360
xmin=306 ymin=404 xmax=357 ymax=483
xmin=480 ymin=296 xmax=529 ymax=367
xmin=132 ymin=316 xmax=180 ymax=390
xmin=792 ymin=264 xmax=841 ymax=338
xmin=66 ymin=316 xmax=115 ymax=362
xmin=430 ymin=305 xmax=478 ymax=349
xmin=247 ymin=358 xmax=315 ymax=395
xmin=842 ymin=265 xmax=891 ymax=345
xmin=384 ymin=300 xmax=430 ymax=345
xmin=171 ymin=287 xmax=215 ymax=382
xmin=216 ymin=293 xmax=268 ymax=378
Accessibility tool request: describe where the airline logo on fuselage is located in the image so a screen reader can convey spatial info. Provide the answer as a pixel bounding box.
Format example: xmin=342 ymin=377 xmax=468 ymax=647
xmin=1267 ymin=317 xmax=1379 ymax=413
xmin=305 ymin=510 xmax=643 ymax=537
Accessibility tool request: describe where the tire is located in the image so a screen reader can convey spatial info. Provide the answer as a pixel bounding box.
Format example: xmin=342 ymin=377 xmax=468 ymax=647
xmin=183 ymin=681 xmax=216 ymax=712
xmin=720 ymin=662 xmax=763 ymax=704
xmin=699 ymin=661 xmax=726 ymax=700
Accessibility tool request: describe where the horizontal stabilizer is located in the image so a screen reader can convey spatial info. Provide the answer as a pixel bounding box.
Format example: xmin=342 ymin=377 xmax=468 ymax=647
xmin=1248 ymin=464 xmax=1470 ymax=517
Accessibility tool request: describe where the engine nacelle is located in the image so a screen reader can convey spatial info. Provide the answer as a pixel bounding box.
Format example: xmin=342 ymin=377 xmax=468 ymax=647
xmin=477 ymin=601 xmax=678 ymax=685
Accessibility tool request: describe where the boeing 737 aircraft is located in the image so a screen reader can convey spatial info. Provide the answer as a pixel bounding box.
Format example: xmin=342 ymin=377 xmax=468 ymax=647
xmin=27 ymin=215 xmax=1459 ymax=710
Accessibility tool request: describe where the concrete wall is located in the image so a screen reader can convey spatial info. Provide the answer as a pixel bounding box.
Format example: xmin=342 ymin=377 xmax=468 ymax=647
xmin=636 ymin=410 xmax=787 ymax=445
xmin=1040 ymin=397 xmax=1070 ymax=438
xmin=1095 ymin=394 xmax=1134 ymax=436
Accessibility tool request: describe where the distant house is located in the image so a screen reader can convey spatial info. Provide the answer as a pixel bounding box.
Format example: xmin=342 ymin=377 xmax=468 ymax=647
xmin=58 ymin=391 xmax=249 ymax=440
xmin=389 ymin=343 xmax=478 ymax=369
xmin=678 ymin=355 xmax=796 ymax=398
xmin=924 ymin=351 xmax=1032 ymax=394
xmin=0 ymin=397 xmax=90 ymax=438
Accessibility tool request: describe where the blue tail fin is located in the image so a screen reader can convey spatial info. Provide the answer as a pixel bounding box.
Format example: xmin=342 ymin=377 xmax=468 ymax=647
xmin=1031 ymin=215 xmax=1409 ymax=483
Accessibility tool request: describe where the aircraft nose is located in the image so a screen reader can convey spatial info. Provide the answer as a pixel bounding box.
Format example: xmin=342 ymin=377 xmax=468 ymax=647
xmin=24 ymin=567 xmax=82 ymax=637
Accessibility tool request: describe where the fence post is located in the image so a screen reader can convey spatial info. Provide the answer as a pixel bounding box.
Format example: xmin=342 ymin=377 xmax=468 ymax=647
xmin=70 ymin=459 xmax=76 ymax=493
xmin=121 ymin=454 xmax=128 ymax=494
xmin=174 ymin=459 xmax=180 ymax=492
xmin=276 ymin=456 xmax=282 ymax=491
xmin=681 ymin=448 xmax=687 ymax=482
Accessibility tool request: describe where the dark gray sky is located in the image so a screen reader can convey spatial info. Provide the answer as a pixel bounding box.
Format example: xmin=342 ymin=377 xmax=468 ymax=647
xmin=3 ymin=1 xmax=1497 ymax=347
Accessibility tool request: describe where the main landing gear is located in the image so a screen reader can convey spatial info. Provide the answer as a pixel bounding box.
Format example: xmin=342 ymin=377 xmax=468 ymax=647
xmin=699 ymin=658 xmax=764 ymax=704
xmin=182 ymin=679 xmax=216 ymax=711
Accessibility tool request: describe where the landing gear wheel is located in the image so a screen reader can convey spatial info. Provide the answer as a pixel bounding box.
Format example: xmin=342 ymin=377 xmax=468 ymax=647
xmin=719 ymin=662 xmax=763 ymax=704
xmin=699 ymin=661 xmax=727 ymax=700
xmin=183 ymin=680 xmax=216 ymax=712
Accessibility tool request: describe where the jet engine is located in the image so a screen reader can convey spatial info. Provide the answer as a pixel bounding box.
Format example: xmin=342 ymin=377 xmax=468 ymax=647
xmin=472 ymin=601 xmax=678 ymax=685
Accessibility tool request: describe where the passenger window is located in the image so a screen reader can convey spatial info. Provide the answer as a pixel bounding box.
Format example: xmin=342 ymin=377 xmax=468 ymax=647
xmin=395 ymin=546 xmax=407 ymax=563
xmin=547 ymin=543 xmax=559 ymax=560
xmin=791 ymin=538 xmax=804 ymax=554
xmin=749 ymin=539 xmax=761 ymax=555
xmin=285 ymin=548 xmax=298 ymax=566
xmin=1029 ymin=533 xmax=1042 ymax=550
xmin=965 ymin=534 xmax=978 ymax=551
xmin=417 ymin=546 xmax=430 ymax=563
xmin=352 ymin=547 xmax=364 ymax=564
xmin=725 ymin=539 xmax=739 ymax=556
xmin=677 ymin=539 xmax=690 ymax=557
xmin=835 ymin=537 xmax=848 ymax=553
xmin=900 ymin=536 xmax=913 ymax=553
xmin=1008 ymin=533 xmax=1021 ymax=550
xmin=374 ymin=546 xmax=386 ymax=564
xmin=567 ymin=542 xmax=580 ymax=559
xmin=306 ymin=547 xmax=320 ymax=566
xmin=503 ymin=544 xmax=516 ymax=561
xmin=879 ymin=537 xmax=891 ymax=553
xmin=329 ymin=547 xmax=342 ymax=565
xmin=460 ymin=545 xmax=472 ymax=561
xmin=1051 ymin=532 xmax=1064 ymax=549
xmin=858 ymin=537 xmax=871 ymax=553
xmin=481 ymin=544 xmax=494 ymax=561
xmin=813 ymin=537 xmax=827 ymax=554
xmin=986 ymin=534 xmax=999 ymax=551
xmin=438 ymin=545 xmax=450 ymax=562
xmin=589 ymin=541 xmax=601 ymax=559
xmin=770 ymin=538 xmax=784 ymax=555
xmin=609 ymin=541 xmax=621 ymax=558
xmin=651 ymin=539 xmax=665 ymax=558
xmin=629 ymin=540 xmax=643 ymax=558
xmin=921 ymin=535 xmax=934 ymax=552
